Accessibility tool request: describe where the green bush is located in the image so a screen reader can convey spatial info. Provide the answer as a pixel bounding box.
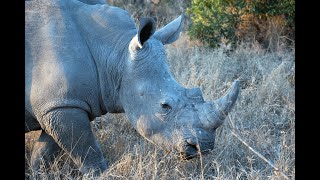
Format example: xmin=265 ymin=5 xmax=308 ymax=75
xmin=186 ymin=0 xmax=245 ymax=48
xmin=186 ymin=0 xmax=295 ymax=49
xmin=250 ymin=0 xmax=295 ymax=23
xmin=249 ymin=0 xmax=295 ymax=39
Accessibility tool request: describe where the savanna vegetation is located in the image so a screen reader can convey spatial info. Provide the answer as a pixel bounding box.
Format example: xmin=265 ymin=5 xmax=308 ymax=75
xmin=25 ymin=0 xmax=295 ymax=179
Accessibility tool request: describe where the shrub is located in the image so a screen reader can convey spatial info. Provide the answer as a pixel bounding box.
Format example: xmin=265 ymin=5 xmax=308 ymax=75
xmin=186 ymin=0 xmax=295 ymax=49
xmin=186 ymin=0 xmax=245 ymax=48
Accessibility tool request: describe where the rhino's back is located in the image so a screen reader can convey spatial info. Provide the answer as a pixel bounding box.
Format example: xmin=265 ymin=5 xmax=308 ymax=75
xmin=25 ymin=0 xmax=102 ymax=126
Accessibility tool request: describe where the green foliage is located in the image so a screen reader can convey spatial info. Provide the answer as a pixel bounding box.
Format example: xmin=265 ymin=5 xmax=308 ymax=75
xmin=249 ymin=0 xmax=295 ymax=27
xmin=186 ymin=0 xmax=295 ymax=49
xmin=186 ymin=0 xmax=245 ymax=48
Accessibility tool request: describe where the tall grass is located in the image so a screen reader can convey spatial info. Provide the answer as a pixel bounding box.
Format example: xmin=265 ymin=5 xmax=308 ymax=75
xmin=25 ymin=32 xmax=295 ymax=179
xmin=26 ymin=1 xmax=294 ymax=179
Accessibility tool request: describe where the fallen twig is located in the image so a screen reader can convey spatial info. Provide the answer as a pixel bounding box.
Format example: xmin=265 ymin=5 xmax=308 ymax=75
xmin=226 ymin=114 xmax=290 ymax=180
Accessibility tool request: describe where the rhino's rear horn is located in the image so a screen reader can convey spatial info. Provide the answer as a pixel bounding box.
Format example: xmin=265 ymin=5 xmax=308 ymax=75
xmin=186 ymin=88 xmax=204 ymax=101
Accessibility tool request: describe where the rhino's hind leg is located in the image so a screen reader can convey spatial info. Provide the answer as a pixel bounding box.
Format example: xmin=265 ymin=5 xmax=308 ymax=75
xmin=31 ymin=130 xmax=62 ymax=176
xmin=38 ymin=108 xmax=108 ymax=176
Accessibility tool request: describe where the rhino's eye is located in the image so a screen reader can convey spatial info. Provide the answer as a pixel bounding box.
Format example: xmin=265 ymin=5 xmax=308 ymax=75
xmin=161 ymin=102 xmax=172 ymax=110
xmin=159 ymin=97 xmax=176 ymax=114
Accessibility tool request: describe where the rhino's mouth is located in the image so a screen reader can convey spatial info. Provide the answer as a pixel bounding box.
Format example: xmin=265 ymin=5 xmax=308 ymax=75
xmin=178 ymin=141 xmax=211 ymax=160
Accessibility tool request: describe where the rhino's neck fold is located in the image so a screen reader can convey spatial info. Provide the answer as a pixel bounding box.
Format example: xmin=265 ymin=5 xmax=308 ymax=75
xmin=70 ymin=2 xmax=136 ymax=113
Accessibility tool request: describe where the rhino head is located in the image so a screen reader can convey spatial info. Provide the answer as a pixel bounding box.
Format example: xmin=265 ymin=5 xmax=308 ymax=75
xmin=119 ymin=14 xmax=240 ymax=159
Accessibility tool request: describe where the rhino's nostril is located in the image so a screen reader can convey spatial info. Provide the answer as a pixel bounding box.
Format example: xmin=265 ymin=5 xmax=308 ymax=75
xmin=179 ymin=139 xmax=199 ymax=160
xmin=180 ymin=144 xmax=198 ymax=160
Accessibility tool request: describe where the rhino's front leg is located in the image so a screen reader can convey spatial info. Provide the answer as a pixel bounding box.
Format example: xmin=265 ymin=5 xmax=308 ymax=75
xmin=37 ymin=108 xmax=107 ymax=175
xmin=31 ymin=130 xmax=62 ymax=177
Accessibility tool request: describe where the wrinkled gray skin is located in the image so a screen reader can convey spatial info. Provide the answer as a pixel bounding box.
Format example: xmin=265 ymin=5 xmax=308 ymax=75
xmin=25 ymin=0 xmax=240 ymax=176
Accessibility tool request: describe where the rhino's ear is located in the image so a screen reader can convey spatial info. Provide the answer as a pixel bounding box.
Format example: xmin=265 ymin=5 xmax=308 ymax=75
xmin=135 ymin=17 xmax=157 ymax=48
xmin=153 ymin=14 xmax=184 ymax=45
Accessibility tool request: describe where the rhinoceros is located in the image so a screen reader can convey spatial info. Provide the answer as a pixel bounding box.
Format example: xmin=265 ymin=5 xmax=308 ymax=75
xmin=25 ymin=0 xmax=240 ymax=176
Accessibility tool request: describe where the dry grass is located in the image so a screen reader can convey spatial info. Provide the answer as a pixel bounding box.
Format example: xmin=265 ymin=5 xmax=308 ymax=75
xmin=25 ymin=32 xmax=295 ymax=179
xmin=26 ymin=2 xmax=295 ymax=179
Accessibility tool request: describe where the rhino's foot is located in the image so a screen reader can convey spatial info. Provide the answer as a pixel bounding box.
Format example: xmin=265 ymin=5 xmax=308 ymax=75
xmin=37 ymin=108 xmax=108 ymax=176
xmin=80 ymin=159 xmax=108 ymax=177
xmin=30 ymin=129 xmax=108 ymax=178
xmin=30 ymin=130 xmax=62 ymax=178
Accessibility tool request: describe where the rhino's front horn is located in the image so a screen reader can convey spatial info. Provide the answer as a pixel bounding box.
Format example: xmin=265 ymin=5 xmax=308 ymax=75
xmin=198 ymin=80 xmax=240 ymax=129
xmin=214 ymin=80 xmax=240 ymax=116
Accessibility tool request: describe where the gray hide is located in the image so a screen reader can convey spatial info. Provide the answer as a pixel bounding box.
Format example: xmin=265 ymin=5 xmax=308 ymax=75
xmin=25 ymin=0 xmax=240 ymax=176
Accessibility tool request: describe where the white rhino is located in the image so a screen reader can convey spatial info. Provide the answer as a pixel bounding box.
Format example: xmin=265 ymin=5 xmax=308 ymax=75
xmin=25 ymin=0 xmax=240 ymax=176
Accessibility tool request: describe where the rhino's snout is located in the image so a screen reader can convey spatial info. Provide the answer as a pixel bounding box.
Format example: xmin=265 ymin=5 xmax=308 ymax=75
xmin=171 ymin=80 xmax=239 ymax=160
